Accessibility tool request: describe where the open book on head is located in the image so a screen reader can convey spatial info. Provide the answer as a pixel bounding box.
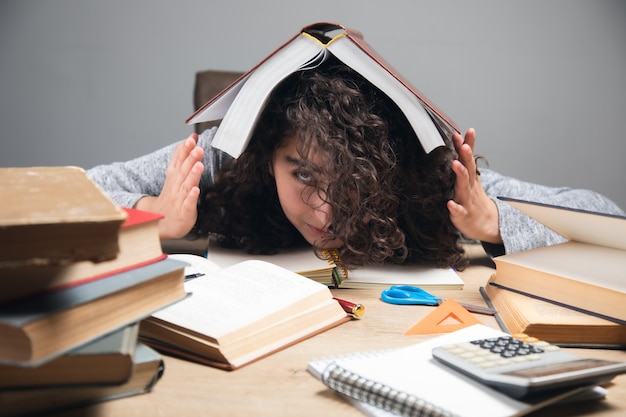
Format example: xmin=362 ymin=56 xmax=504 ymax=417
xmin=139 ymin=253 xmax=349 ymax=370
xmin=186 ymin=21 xmax=459 ymax=158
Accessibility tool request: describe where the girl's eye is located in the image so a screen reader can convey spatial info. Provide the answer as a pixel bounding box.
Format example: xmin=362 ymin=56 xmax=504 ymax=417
xmin=295 ymin=170 xmax=313 ymax=184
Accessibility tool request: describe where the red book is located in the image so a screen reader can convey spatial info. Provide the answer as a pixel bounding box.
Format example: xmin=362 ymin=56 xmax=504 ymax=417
xmin=0 ymin=208 xmax=166 ymax=304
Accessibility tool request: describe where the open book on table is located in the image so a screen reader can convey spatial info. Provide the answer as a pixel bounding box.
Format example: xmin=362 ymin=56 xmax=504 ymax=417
xmin=481 ymin=284 xmax=626 ymax=348
xmin=308 ymin=324 xmax=608 ymax=417
xmin=205 ymin=244 xmax=464 ymax=290
xmin=186 ymin=21 xmax=459 ymax=158
xmin=139 ymin=254 xmax=349 ymax=370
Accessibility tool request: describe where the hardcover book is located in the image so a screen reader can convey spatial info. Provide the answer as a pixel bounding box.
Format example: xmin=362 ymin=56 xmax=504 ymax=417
xmin=140 ymin=253 xmax=349 ymax=370
xmin=0 ymin=324 xmax=139 ymax=388
xmin=481 ymin=284 xmax=626 ymax=347
xmin=0 ymin=258 xmax=186 ymax=366
xmin=489 ymin=198 xmax=626 ymax=324
xmin=0 ymin=208 xmax=165 ymax=304
xmin=0 ymin=166 xmax=126 ymax=266
xmin=0 ymin=343 xmax=164 ymax=417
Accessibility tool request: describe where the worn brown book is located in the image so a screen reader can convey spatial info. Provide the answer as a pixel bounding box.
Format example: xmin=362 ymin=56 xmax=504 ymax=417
xmin=0 ymin=208 xmax=165 ymax=304
xmin=0 ymin=343 xmax=163 ymax=417
xmin=482 ymin=283 xmax=626 ymax=347
xmin=140 ymin=254 xmax=349 ymax=370
xmin=0 ymin=166 xmax=127 ymax=266
xmin=489 ymin=197 xmax=626 ymax=325
xmin=0 ymin=257 xmax=186 ymax=366
xmin=186 ymin=21 xmax=459 ymax=158
xmin=0 ymin=323 xmax=139 ymax=388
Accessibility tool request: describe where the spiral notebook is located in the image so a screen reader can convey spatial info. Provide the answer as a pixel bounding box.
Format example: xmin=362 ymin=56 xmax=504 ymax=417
xmin=307 ymin=325 xmax=606 ymax=417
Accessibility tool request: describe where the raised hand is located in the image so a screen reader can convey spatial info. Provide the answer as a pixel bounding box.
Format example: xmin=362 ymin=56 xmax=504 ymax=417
xmin=447 ymin=128 xmax=502 ymax=244
xmin=136 ymin=134 xmax=205 ymax=239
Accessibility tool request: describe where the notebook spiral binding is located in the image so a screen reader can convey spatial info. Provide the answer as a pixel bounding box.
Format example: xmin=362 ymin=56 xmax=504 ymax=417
xmin=321 ymin=363 xmax=456 ymax=417
xmin=320 ymin=248 xmax=348 ymax=288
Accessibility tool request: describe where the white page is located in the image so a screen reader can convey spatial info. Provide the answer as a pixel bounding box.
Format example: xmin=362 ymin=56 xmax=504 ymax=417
xmin=328 ymin=36 xmax=445 ymax=154
xmin=151 ymin=259 xmax=329 ymax=341
xmin=204 ymin=245 xmax=333 ymax=274
xmin=208 ymin=35 xmax=323 ymax=158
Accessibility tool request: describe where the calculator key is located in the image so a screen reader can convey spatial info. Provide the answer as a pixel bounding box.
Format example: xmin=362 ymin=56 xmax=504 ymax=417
xmin=543 ymin=345 xmax=561 ymax=352
xmin=463 ymin=343 xmax=482 ymax=351
xmin=478 ymin=361 xmax=498 ymax=368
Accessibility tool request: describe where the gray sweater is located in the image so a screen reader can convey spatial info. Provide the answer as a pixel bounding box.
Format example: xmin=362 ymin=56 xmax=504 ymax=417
xmin=88 ymin=128 xmax=625 ymax=257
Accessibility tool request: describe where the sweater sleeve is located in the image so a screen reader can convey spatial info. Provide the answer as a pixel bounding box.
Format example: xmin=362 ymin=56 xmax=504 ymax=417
xmin=479 ymin=169 xmax=625 ymax=257
xmin=87 ymin=128 xmax=228 ymax=208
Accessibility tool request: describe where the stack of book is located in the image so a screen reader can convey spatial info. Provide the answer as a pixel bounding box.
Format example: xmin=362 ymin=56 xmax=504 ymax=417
xmin=482 ymin=198 xmax=626 ymax=348
xmin=0 ymin=166 xmax=187 ymax=416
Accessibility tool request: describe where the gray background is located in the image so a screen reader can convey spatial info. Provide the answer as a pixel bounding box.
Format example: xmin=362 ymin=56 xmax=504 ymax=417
xmin=1 ymin=0 xmax=625 ymax=209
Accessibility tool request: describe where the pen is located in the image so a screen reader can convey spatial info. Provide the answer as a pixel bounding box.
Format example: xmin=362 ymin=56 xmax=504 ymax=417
xmin=184 ymin=272 xmax=205 ymax=282
xmin=333 ymin=297 xmax=365 ymax=318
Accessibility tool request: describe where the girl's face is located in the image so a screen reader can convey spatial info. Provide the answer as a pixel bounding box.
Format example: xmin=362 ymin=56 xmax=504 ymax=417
xmin=271 ymin=137 xmax=343 ymax=249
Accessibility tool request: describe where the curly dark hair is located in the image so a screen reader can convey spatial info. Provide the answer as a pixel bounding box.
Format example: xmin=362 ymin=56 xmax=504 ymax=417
xmin=195 ymin=58 xmax=467 ymax=270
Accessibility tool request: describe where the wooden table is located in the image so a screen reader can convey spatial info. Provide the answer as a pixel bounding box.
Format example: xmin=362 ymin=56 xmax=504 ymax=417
xmin=53 ymin=244 xmax=625 ymax=417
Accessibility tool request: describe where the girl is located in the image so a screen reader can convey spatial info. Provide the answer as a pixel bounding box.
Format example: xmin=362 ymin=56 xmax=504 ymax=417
xmin=88 ymin=60 xmax=624 ymax=270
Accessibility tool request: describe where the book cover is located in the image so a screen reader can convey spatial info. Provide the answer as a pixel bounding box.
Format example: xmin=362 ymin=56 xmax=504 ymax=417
xmin=0 ymin=257 xmax=187 ymax=366
xmin=0 ymin=323 xmax=139 ymax=388
xmin=186 ymin=22 xmax=459 ymax=158
xmin=0 ymin=208 xmax=165 ymax=304
xmin=0 ymin=166 xmax=127 ymax=266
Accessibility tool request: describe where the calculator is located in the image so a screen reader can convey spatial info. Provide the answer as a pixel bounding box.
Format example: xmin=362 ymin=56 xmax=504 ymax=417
xmin=431 ymin=335 xmax=626 ymax=399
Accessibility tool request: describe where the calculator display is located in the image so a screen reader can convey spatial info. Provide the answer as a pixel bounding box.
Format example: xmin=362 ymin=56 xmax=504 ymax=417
xmin=503 ymin=359 xmax=616 ymax=378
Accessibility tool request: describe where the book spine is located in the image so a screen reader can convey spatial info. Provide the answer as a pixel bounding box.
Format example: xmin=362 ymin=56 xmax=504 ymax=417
xmin=321 ymin=363 xmax=456 ymax=417
xmin=478 ymin=286 xmax=510 ymax=335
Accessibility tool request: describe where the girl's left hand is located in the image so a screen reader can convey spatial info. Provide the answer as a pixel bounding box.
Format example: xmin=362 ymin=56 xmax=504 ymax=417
xmin=135 ymin=134 xmax=204 ymax=240
xmin=447 ymin=128 xmax=503 ymax=244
